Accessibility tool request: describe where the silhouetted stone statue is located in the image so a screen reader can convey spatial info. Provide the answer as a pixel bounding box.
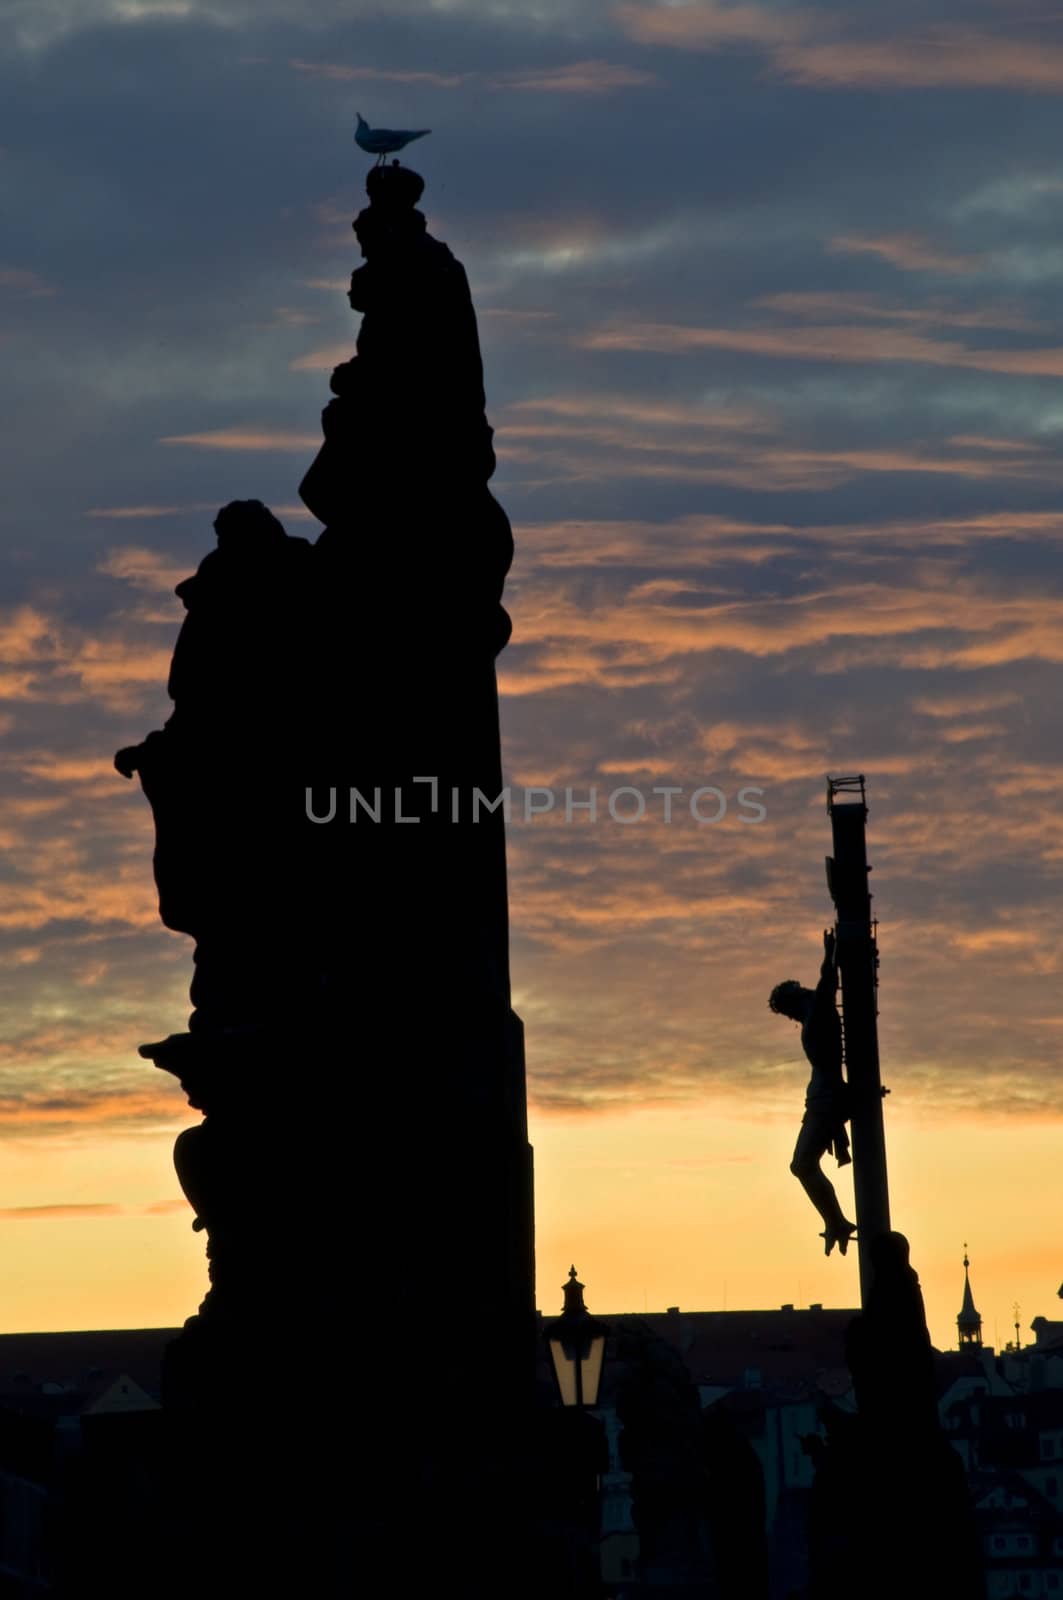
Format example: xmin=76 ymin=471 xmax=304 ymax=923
xmin=299 ymin=161 xmax=505 ymax=561
xmin=770 ymin=929 xmax=856 ymax=1255
xmin=113 ymin=158 xmax=533 ymax=1599
xmin=807 ymin=1234 xmax=985 ymax=1600
xmin=700 ymin=1402 xmax=769 ymax=1600
xmin=115 ymin=499 xmax=313 ymax=954
xmin=613 ymin=1321 xmax=768 ymax=1594
xmin=845 ymin=1232 xmax=938 ymax=1432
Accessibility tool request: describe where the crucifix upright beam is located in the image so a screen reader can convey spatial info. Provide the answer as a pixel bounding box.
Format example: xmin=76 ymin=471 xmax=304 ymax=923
xmin=826 ymin=775 xmax=890 ymax=1305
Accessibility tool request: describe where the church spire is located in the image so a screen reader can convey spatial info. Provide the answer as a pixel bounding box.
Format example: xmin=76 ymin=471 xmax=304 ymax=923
xmin=957 ymin=1244 xmax=983 ymax=1348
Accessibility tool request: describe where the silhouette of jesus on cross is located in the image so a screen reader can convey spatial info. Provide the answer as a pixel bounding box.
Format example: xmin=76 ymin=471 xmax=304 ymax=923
xmin=770 ymin=930 xmax=857 ymax=1257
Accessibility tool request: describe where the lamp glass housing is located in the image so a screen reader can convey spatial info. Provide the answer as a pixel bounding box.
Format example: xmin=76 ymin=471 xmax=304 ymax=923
xmin=547 ymin=1329 xmax=606 ymax=1408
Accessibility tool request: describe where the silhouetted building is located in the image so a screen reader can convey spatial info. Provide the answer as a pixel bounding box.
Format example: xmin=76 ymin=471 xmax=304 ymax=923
xmin=0 ymin=1408 xmax=52 ymax=1597
xmin=1031 ymin=1320 xmax=1063 ymax=1358
xmin=942 ymin=1389 xmax=1063 ymax=1594
xmin=591 ymin=1307 xmax=856 ymax=1598
xmin=960 ymin=1248 xmax=985 ymax=1349
xmin=0 ymin=1330 xmax=173 ymax=1596
xmin=28 ymin=1308 xmax=1063 ymax=1594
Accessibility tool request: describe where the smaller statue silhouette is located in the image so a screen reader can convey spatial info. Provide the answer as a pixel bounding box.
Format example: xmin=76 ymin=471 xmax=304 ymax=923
xmin=770 ymin=930 xmax=856 ymax=1256
xmin=114 ymin=498 xmax=314 ymax=946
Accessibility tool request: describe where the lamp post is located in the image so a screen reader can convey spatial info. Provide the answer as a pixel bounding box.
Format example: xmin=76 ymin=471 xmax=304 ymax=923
xmin=544 ymin=1266 xmax=609 ymax=1409
xmin=537 ymin=1268 xmax=611 ymax=1598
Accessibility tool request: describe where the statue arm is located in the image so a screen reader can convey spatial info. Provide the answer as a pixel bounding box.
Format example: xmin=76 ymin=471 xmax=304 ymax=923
xmin=113 ymin=725 xmax=173 ymax=781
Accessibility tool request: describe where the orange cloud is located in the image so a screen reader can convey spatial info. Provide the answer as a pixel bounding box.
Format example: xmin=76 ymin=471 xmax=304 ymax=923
xmin=827 ymin=233 xmax=980 ymax=275
xmin=0 ymin=266 xmax=56 ymax=298
xmin=616 ymin=4 xmax=1063 ymax=93
xmin=577 ymin=317 xmax=1063 ymax=379
xmin=0 ymin=607 xmax=61 ymax=666
xmin=87 ymin=503 xmax=217 ymax=520
xmin=0 ymin=865 xmax=160 ymax=932
xmin=615 ymin=2 xmax=811 ymax=49
xmin=754 ymin=292 xmax=1032 ymax=330
xmin=508 ymin=394 xmax=772 ymax=432
xmin=911 ymin=689 xmax=1022 ymax=718
xmin=499 ymin=510 xmax=1063 ymax=599
xmin=494 ymin=60 xmax=659 ymax=92
xmin=0 ymin=1203 xmax=123 ymax=1219
xmin=289 ymin=345 xmax=352 ymax=373
xmin=289 ymin=56 xmax=656 ymax=94
xmin=67 ymin=638 xmax=173 ymax=702
xmin=497 ymin=393 xmax=1063 ymax=500
xmin=776 ymin=30 xmax=1063 ymax=91
xmin=481 ymin=309 xmax=557 ymax=321
xmin=952 ymin=928 xmax=1040 ymax=954
xmin=503 ymin=437 xmax=1057 ymax=494
xmin=0 ymin=596 xmax=179 ymax=717
xmin=158 ymin=427 xmax=319 ymax=451
xmin=0 ymin=1088 xmax=181 ymax=1131
xmin=20 ymin=755 xmax=122 ymax=787
xmin=97 ymin=548 xmax=192 ymax=593
xmin=936 ymin=721 xmax=1009 ymax=743
xmin=500 ymin=552 xmax=1063 ymax=716
xmin=289 ymin=58 xmax=469 ymax=87
xmin=947 ymin=435 xmax=1044 ymax=453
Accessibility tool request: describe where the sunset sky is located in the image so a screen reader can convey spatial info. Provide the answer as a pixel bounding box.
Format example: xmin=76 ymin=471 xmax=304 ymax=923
xmin=4 ymin=0 xmax=1063 ymax=1351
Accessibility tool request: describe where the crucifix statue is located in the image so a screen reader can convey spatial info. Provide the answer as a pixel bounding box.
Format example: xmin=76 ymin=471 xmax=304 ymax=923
xmin=770 ymin=929 xmax=856 ymax=1256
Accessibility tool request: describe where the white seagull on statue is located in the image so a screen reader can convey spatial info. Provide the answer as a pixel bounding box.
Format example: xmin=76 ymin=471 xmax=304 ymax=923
xmin=354 ymin=113 xmax=431 ymax=164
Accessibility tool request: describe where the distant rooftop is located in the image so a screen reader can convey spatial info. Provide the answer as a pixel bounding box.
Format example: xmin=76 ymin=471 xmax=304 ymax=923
xmin=0 ymin=1328 xmax=176 ymax=1412
xmin=1030 ymin=1317 xmax=1063 ymax=1352
xmin=597 ymin=1307 xmax=860 ymax=1403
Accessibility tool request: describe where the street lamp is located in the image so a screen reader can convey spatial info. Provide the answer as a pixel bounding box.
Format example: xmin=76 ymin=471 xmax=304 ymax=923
xmin=544 ymin=1266 xmax=609 ymax=1409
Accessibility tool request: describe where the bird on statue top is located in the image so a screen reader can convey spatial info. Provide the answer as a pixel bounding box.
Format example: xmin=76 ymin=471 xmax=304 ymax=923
xmin=354 ymin=113 xmax=431 ymax=164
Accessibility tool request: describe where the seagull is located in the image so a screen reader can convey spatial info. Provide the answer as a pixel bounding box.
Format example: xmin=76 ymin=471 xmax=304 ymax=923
xmin=354 ymin=113 xmax=431 ymax=165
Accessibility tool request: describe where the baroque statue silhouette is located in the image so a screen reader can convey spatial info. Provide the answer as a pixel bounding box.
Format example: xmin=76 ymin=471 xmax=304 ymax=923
xmin=114 ymin=159 xmax=534 ymax=1597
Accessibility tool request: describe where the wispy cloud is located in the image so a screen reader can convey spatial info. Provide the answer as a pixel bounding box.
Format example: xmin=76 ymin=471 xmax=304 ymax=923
xmin=0 ymin=1202 xmax=122 ymax=1219
xmin=87 ymin=504 xmax=218 ymax=520
xmin=0 ymin=1087 xmax=181 ymax=1133
xmin=90 ymin=502 xmax=313 ymax=524
xmin=776 ymin=30 xmax=1063 ymax=92
xmin=493 ymin=60 xmax=659 ymax=92
xmin=289 ymin=58 xmax=469 ymax=87
xmin=20 ymin=755 xmax=125 ymax=786
xmin=97 ymin=548 xmax=194 ymax=592
xmin=158 ymin=427 xmax=319 ymax=451
xmin=0 ymin=608 xmax=60 ymax=668
xmin=66 ymin=637 xmax=174 ymax=705
xmin=577 ymin=317 xmax=1063 ymax=379
xmin=496 ymin=392 xmax=1063 ymax=498
xmin=289 ymin=57 xmax=656 ymax=94
xmin=752 ymin=291 xmax=1040 ymax=332
xmin=827 ymin=233 xmax=981 ymax=275
xmin=481 ymin=308 xmax=557 ymax=321
xmin=0 ymin=266 xmax=56 ymax=297
xmin=616 ymin=4 xmax=1063 ymax=93
xmin=0 ymin=600 xmax=175 ymax=713
xmin=615 ymin=2 xmax=810 ymax=50
xmin=289 ymin=345 xmax=351 ymax=373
